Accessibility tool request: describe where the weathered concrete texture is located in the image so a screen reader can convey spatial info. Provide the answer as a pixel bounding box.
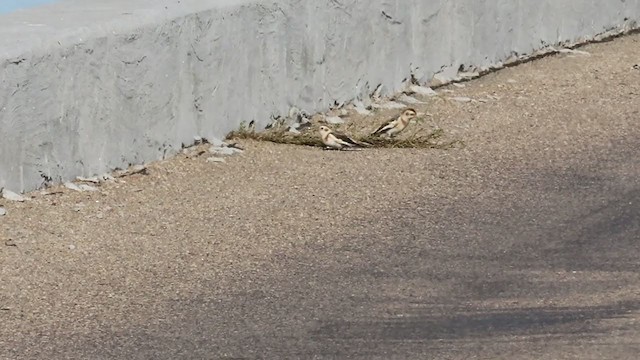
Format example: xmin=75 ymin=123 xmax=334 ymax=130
xmin=1 ymin=0 xmax=640 ymax=191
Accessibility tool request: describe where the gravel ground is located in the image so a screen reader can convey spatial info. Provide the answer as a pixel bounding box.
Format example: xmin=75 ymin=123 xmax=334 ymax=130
xmin=1 ymin=34 xmax=640 ymax=359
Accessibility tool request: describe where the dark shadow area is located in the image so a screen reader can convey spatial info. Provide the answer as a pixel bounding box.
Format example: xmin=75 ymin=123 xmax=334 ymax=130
xmin=313 ymin=301 xmax=639 ymax=341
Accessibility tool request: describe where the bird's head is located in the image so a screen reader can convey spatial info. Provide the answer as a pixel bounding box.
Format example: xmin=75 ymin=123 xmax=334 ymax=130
xmin=319 ymin=126 xmax=331 ymax=137
xmin=401 ymin=108 xmax=418 ymax=120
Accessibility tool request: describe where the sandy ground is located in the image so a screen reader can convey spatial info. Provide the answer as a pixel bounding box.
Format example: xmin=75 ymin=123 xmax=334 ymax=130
xmin=1 ymin=34 xmax=640 ymax=359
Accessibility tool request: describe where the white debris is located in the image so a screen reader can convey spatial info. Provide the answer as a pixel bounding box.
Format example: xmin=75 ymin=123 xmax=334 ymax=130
xmin=504 ymin=54 xmax=524 ymax=66
xmin=209 ymin=146 xmax=242 ymax=156
xmin=359 ymin=96 xmax=373 ymax=108
xmin=452 ymin=83 xmax=466 ymax=88
xmin=409 ymin=85 xmax=438 ymax=97
xmin=371 ymin=101 xmax=406 ymax=110
xmin=76 ymin=176 xmax=100 ymax=183
xmin=533 ymin=47 xmax=557 ymax=57
xmin=288 ymin=106 xmax=301 ymax=119
xmin=507 ymin=79 xmax=517 ymax=84
xmin=100 ymin=173 xmax=116 ymax=182
xmin=288 ymin=126 xmax=301 ymax=134
xmin=68 ymin=244 xmax=76 ymax=250
xmin=490 ymin=61 xmax=505 ymax=71
xmin=64 ymin=182 xmax=83 ymax=191
xmin=324 ymin=116 xmax=345 ymax=125
xmin=354 ymin=106 xmax=372 ymax=116
xmin=131 ymin=164 xmax=146 ymax=173
xmin=78 ymin=184 xmax=98 ymax=192
xmin=228 ymin=146 xmax=244 ymax=154
xmin=208 ymin=137 xmax=225 ymax=147
xmin=450 ymin=96 xmax=473 ymax=103
xmin=396 ymin=94 xmax=426 ymax=105
xmin=0 ymin=207 xmax=6 ymax=216
xmin=2 ymin=189 xmax=26 ymax=202
xmin=352 ymin=99 xmax=372 ymax=115
xmin=206 ymin=157 xmax=226 ymax=163
xmin=458 ymin=71 xmax=480 ymax=80
xmin=559 ymin=48 xmax=591 ymax=56
xmin=433 ymin=72 xmax=455 ymax=85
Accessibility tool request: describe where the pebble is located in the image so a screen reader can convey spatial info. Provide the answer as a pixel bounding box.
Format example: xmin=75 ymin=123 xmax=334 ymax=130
xmin=206 ymin=157 xmax=226 ymax=163
xmin=0 ymin=207 xmax=6 ymax=216
xmin=2 ymin=189 xmax=26 ymax=202
xmin=507 ymin=79 xmax=517 ymax=84
xmin=68 ymin=244 xmax=76 ymax=250
xmin=324 ymin=116 xmax=345 ymax=125
xmin=452 ymin=83 xmax=466 ymax=88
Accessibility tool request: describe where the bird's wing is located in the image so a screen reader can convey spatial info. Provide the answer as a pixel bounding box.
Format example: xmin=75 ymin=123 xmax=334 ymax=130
xmin=373 ymin=118 xmax=397 ymax=134
xmin=332 ymin=132 xmax=359 ymax=146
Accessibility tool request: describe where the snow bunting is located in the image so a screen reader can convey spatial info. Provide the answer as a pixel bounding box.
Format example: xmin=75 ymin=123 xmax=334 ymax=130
xmin=371 ymin=108 xmax=418 ymax=138
xmin=319 ymin=126 xmax=365 ymax=150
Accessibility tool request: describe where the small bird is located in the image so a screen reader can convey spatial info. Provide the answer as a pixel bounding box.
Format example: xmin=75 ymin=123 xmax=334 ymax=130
xmin=318 ymin=126 xmax=366 ymax=150
xmin=371 ymin=108 xmax=418 ymax=138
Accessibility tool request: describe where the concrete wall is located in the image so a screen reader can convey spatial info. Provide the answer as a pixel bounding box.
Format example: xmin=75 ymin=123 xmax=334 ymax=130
xmin=1 ymin=0 xmax=639 ymax=192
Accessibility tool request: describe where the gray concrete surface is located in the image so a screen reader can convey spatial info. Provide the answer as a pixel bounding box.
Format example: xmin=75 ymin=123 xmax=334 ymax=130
xmin=1 ymin=32 xmax=640 ymax=359
xmin=2 ymin=0 xmax=640 ymax=192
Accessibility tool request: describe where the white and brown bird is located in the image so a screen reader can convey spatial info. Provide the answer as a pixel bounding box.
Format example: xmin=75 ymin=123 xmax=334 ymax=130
xmin=318 ymin=126 xmax=367 ymax=150
xmin=371 ymin=108 xmax=418 ymax=138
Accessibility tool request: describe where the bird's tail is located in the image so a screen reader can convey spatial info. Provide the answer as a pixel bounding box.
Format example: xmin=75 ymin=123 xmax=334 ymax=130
xmin=355 ymin=140 xmax=373 ymax=147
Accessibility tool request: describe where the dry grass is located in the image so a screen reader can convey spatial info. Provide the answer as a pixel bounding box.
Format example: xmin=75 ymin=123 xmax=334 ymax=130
xmin=227 ymin=122 xmax=463 ymax=150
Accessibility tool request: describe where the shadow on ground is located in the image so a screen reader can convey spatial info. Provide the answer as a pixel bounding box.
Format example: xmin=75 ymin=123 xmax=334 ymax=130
xmin=313 ymin=302 xmax=638 ymax=341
